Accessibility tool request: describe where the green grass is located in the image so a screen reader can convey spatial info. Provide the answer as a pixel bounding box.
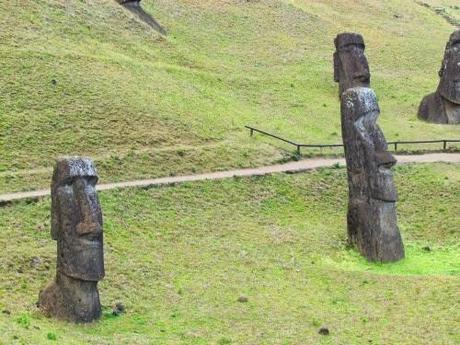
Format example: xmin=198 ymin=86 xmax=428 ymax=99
xmin=417 ymin=0 xmax=460 ymax=25
xmin=325 ymin=244 xmax=460 ymax=275
xmin=0 ymin=163 xmax=458 ymax=344
xmin=1 ymin=0 xmax=460 ymax=193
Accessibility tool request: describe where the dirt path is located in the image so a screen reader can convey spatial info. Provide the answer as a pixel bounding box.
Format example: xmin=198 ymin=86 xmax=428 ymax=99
xmin=1 ymin=153 xmax=459 ymax=204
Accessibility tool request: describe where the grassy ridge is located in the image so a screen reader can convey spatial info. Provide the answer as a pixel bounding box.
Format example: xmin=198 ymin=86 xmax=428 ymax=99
xmin=416 ymin=0 xmax=460 ymax=25
xmin=1 ymin=0 xmax=459 ymax=194
xmin=0 ymin=163 xmax=458 ymax=344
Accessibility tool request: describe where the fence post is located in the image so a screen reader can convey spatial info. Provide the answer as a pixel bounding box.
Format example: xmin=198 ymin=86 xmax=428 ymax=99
xmin=443 ymin=140 xmax=447 ymax=150
xmin=297 ymin=145 xmax=301 ymax=155
xmin=394 ymin=142 xmax=398 ymax=151
xmin=250 ymin=128 xmax=254 ymax=137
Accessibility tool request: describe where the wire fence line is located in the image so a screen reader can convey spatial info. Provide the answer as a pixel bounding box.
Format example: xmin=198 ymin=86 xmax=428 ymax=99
xmin=245 ymin=126 xmax=460 ymax=155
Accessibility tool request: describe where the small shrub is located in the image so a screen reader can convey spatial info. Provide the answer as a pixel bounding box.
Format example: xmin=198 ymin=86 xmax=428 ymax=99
xmin=311 ymin=318 xmax=321 ymax=327
xmin=16 ymin=314 xmax=31 ymax=329
xmin=47 ymin=332 xmax=57 ymax=341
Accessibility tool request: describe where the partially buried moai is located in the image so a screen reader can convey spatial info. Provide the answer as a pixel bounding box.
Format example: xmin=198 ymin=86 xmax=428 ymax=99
xmin=418 ymin=30 xmax=460 ymax=124
xmin=117 ymin=0 xmax=141 ymax=7
xmin=334 ymin=33 xmax=371 ymax=98
xmin=341 ymin=87 xmax=405 ymax=262
xmin=38 ymin=157 xmax=104 ymax=323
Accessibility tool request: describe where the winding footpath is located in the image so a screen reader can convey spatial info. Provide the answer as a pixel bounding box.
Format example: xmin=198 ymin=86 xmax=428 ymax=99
xmin=1 ymin=153 xmax=459 ymax=204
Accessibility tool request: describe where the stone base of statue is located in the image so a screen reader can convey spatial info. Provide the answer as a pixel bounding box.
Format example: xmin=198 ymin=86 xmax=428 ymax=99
xmin=347 ymin=200 xmax=405 ymax=262
xmin=418 ymin=92 xmax=460 ymax=124
xmin=38 ymin=272 xmax=102 ymax=323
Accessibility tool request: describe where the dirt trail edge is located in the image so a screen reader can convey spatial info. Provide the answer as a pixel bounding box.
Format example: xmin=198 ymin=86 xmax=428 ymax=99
xmin=1 ymin=153 xmax=459 ymax=205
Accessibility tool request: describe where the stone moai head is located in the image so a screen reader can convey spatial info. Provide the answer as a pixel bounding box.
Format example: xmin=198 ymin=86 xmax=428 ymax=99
xmin=118 ymin=0 xmax=141 ymax=6
xmin=437 ymin=30 xmax=460 ymax=104
xmin=334 ymin=33 xmax=371 ymax=97
xmin=341 ymin=87 xmax=404 ymax=262
xmin=51 ymin=157 xmax=104 ymax=282
xmin=341 ymin=87 xmax=397 ymax=202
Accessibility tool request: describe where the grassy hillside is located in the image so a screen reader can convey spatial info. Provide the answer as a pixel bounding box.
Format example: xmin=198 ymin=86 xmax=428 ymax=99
xmin=1 ymin=0 xmax=459 ymax=194
xmin=417 ymin=0 xmax=460 ymax=25
xmin=0 ymin=163 xmax=458 ymax=344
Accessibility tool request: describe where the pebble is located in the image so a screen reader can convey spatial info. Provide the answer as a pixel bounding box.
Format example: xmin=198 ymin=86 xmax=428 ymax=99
xmin=237 ymin=296 xmax=248 ymax=303
xmin=112 ymin=302 xmax=125 ymax=316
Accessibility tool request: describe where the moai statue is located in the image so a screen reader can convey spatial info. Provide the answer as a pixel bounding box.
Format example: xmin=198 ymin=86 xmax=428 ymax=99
xmin=118 ymin=0 xmax=141 ymax=8
xmin=38 ymin=158 xmax=104 ymax=323
xmin=334 ymin=33 xmax=371 ymax=98
xmin=418 ymin=30 xmax=460 ymax=124
xmin=341 ymin=87 xmax=405 ymax=262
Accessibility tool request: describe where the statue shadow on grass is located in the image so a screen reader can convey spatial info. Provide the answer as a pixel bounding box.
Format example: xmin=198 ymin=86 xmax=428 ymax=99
xmin=119 ymin=0 xmax=167 ymax=35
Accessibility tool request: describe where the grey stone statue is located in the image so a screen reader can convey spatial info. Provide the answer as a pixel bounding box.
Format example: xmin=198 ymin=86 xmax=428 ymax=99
xmin=118 ymin=0 xmax=140 ymax=6
xmin=341 ymin=87 xmax=405 ymax=262
xmin=418 ymin=30 xmax=460 ymax=124
xmin=38 ymin=158 xmax=104 ymax=323
xmin=334 ymin=33 xmax=371 ymax=98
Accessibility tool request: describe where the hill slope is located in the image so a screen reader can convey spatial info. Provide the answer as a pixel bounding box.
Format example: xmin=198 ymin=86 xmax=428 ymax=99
xmin=0 ymin=163 xmax=459 ymax=344
xmin=1 ymin=0 xmax=459 ymax=193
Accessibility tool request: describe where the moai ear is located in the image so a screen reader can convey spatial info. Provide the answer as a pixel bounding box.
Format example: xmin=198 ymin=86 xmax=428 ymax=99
xmin=51 ymin=195 xmax=59 ymax=241
xmin=333 ymin=52 xmax=340 ymax=82
xmin=438 ymin=64 xmax=445 ymax=78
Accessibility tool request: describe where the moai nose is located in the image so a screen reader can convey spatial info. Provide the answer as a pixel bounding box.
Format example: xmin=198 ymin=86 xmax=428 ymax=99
xmin=353 ymin=59 xmax=370 ymax=82
xmin=375 ymin=151 xmax=397 ymax=169
xmin=74 ymin=178 xmax=102 ymax=238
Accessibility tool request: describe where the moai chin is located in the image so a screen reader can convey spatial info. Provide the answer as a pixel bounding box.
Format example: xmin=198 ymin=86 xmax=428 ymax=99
xmin=418 ymin=30 xmax=460 ymax=124
xmin=341 ymin=87 xmax=405 ymax=262
xmin=334 ymin=33 xmax=371 ymax=98
xmin=38 ymin=157 xmax=104 ymax=323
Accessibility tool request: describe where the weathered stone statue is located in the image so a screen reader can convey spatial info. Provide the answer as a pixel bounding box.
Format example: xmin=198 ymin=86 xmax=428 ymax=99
xmin=334 ymin=33 xmax=371 ymax=98
xmin=116 ymin=0 xmax=167 ymax=35
xmin=38 ymin=158 xmax=104 ymax=323
xmin=341 ymin=87 xmax=405 ymax=262
xmin=118 ymin=0 xmax=140 ymax=7
xmin=418 ymin=30 xmax=460 ymax=124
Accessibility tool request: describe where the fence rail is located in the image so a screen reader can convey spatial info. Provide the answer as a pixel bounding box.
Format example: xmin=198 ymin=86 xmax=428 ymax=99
xmin=245 ymin=126 xmax=460 ymax=154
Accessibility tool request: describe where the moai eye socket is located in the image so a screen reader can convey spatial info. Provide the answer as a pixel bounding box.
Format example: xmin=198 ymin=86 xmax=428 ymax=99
xmin=61 ymin=177 xmax=75 ymax=187
xmin=72 ymin=176 xmax=97 ymax=189
xmin=86 ymin=176 xmax=98 ymax=187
